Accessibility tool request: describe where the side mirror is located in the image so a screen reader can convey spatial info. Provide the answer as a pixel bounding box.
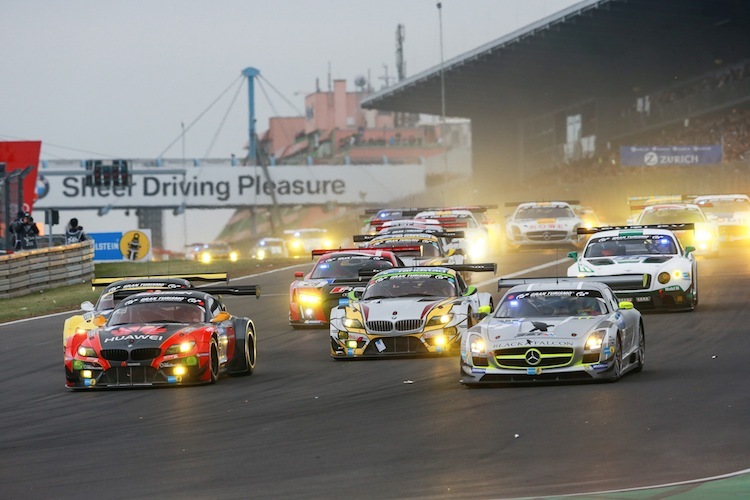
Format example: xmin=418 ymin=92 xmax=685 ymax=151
xmin=81 ymin=301 xmax=95 ymax=312
xmin=464 ymin=285 xmax=478 ymax=296
xmin=211 ymin=311 xmax=231 ymax=323
xmin=347 ymin=288 xmax=364 ymax=300
xmin=92 ymin=315 xmax=107 ymax=327
xmin=294 ymin=271 xmax=304 ymax=279
xmin=684 ymin=246 xmax=695 ymax=256
xmin=567 ymin=251 xmax=578 ymax=260
xmin=618 ymin=301 xmax=634 ymax=310
xmin=477 ymin=305 xmax=492 ymax=317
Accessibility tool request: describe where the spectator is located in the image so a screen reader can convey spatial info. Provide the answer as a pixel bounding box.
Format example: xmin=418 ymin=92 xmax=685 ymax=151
xmin=10 ymin=212 xmax=39 ymax=250
xmin=65 ymin=218 xmax=88 ymax=244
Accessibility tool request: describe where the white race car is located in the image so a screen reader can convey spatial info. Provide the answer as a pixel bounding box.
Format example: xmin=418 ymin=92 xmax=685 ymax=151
xmin=460 ymin=278 xmax=644 ymax=385
xmin=330 ymin=265 xmax=495 ymax=358
xmin=567 ymin=225 xmax=698 ymax=311
xmin=415 ymin=209 xmax=490 ymax=261
xmin=693 ymin=194 xmax=750 ymax=243
xmin=634 ymin=203 xmax=719 ymax=256
xmin=505 ymin=201 xmax=583 ymax=248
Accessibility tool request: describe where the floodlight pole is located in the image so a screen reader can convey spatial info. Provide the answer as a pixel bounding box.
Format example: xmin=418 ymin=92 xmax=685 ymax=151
xmin=437 ymin=2 xmax=448 ymax=187
xmin=242 ymin=67 xmax=261 ymax=166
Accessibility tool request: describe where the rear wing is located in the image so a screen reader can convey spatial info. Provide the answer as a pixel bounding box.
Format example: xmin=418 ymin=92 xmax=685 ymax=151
xmin=357 ymin=263 xmax=497 ymax=278
xmin=354 ymin=231 xmax=462 ymax=243
xmin=505 ymin=200 xmax=580 ymax=208
xmin=310 ymin=247 xmax=421 ymax=259
xmin=576 ymin=223 xmax=695 ymax=235
xmin=92 ymin=273 xmax=230 ymax=288
xmin=498 ymin=274 xmax=649 ymax=292
xmin=199 ymin=285 xmax=261 ymax=298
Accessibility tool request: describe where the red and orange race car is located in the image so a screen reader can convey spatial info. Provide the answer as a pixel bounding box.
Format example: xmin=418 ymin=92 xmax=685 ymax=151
xmin=289 ymin=248 xmax=408 ymax=329
xmin=64 ymin=285 xmax=260 ymax=389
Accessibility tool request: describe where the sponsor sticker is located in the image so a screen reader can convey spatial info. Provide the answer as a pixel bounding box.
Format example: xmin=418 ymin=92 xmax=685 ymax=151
xmin=375 ymin=339 xmax=386 ymax=352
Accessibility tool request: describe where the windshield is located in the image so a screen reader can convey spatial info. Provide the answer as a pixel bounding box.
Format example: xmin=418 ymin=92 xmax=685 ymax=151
xmin=370 ymin=240 xmax=442 ymax=257
xmin=515 ymin=206 xmax=574 ymax=220
xmin=496 ymin=291 xmax=607 ymax=318
xmin=638 ymin=208 xmax=705 ymax=224
xmin=697 ymin=199 xmax=750 ymax=214
xmin=584 ymin=234 xmax=678 ymax=257
xmin=311 ymin=256 xmax=394 ymax=279
xmin=363 ymin=274 xmax=456 ymax=299
xmin=109 ymin=302 xmax=206 ymax=325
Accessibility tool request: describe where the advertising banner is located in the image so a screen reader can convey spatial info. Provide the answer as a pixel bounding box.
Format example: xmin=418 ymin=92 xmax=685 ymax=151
xmin=619 ymin=145 xmax=722 ymax=167
xmin=34 ymin=164 xmax=426 ymax=209
xmin=91 ymin=229 xmax=152 ymax=262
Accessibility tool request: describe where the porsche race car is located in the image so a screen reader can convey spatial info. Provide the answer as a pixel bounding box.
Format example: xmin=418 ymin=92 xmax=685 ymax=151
xmin=64 ymin=285 xmax=260 ymax=389
xmin=568 ymin=225 xmax=698 ymax=311
xmin=330 ymin=264 xmax=496 ymax=358
xmin=289 ymin=248 xmax=406 ymax=328
xmin=460 ymin=278 xmax=644 ymax=385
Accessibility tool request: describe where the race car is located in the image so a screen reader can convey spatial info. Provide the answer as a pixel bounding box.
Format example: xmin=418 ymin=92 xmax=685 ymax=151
xmin=567 ymin=225 xmax=698 ymax=311
xmin=354 ymin=232 xmax=463 ymax=267
xmin=634 ymin=203 xmax=719 ymax=256
xmin=415 ymin=209 xmax=491 ymax=260
xmin=460 ymin=278 xmax=644 ymax=385
xmin=284 ymin=228 xmax=335 ymax=257
xmin=693 ymin=194 xmax=750 ymax=243
xmin=64 ymin=285 xmax=260 ymax=389
xmin=186 ymin=242 xmax=239 ymax=263
xmin=251 ymin=237 xmax=288 ymax=260
xmin=505 ymin=201 xmax=583 ymax=248
xmin=62 ymin=273 xmax=230 ymax=347
xmin=289 ymin=248 xmax=406 ymax=329
xmin=330 ymin=264 xmax=496 ymax=358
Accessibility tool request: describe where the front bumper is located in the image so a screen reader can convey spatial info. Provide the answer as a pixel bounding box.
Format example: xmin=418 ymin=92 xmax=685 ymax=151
xmin=616 ymin=285 xmax=694 ymax=311
xmin=64 ymin=358 xmax=209 ymax=389
xmin=330 ymin=331 xmax=459 ymax=358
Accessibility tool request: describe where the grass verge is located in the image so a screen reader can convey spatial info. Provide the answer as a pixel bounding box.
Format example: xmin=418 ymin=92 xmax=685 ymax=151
xmin=0 ymin=257 xmax=307 ymax=324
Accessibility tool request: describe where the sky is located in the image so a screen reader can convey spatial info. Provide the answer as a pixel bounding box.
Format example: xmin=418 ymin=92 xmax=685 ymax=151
xmin=2 ymin=0 xmax=582 ymax=251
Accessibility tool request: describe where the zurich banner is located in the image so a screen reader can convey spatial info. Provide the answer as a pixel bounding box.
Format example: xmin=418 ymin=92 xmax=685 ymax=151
xmin=620 ymin=145 xmax=723 ymax=167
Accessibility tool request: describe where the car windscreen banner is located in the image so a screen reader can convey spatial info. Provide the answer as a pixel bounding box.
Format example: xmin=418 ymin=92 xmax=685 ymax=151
xmin=619 ymin=145 xmax=722 ymax=167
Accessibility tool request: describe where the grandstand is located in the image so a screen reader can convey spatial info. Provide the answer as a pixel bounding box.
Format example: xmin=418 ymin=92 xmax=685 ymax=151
xmin=361 ymin=0 xmax=750 ymax=220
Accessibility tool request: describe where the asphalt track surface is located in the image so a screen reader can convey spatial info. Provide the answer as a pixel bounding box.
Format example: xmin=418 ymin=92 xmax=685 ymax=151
xmin=2 ymin=246 xmax=750 ymax=499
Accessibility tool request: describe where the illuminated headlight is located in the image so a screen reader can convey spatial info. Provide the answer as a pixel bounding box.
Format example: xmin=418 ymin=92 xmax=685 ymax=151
xmin=173 ymin=365 xmax=187 ymax=376
xmin=77 ymin=346 xmax=96 ymax=357
xmin=585 ymin=330 xmax=606 ymax=351
xmin=200 ymin=252 xmax=211 ymax=264
xmin=672 ymin=269 xmax=683 ymax=280
xmin=229 ymin=251 xmax=239 ymax=262
xmin=343 ymin=318 xmax=363 ymax=329
xmin=658 ymin=272 xmax=671 ymax=284
xmin=81 ymin=370 xmax=93 ymax=379
xmin=323 ymin=239 xmax=334 ymax=248
xmin=346 ymin=340 xmax=357 ymax=349
xmin=165 ymin=341 xmax=196 ymax=355
xmin=469 ymin=334 xmax=485 ymax=354
xmin=290 ymin=240 xmax=302 ymax=250
xmin=433 ymin=335 xmax=446 ymax=346
xmin=298 ymin=292 xmax=321 ymax=305
xmin=469 ymin=238 xmax=487 ymax=258
xmin=695 ymin=229 xmax=712 ymax=242
xmin=427 ymin=314 xmax=453 ymax=326
xmin=257 ymin=249 xmax=266 ymax=260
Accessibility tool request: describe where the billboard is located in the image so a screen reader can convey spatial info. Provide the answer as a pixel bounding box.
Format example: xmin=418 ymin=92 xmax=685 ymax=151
xmin=90 ymin=229 xmax=153 ymax=262
xmin=33 ymin=164 xmax=427 ymax=209
xmin=620 ymin=145 xmax=722 ymax=167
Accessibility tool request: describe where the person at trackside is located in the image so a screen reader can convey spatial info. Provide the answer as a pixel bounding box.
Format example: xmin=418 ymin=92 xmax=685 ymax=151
xmin=65 ymin=218 xmax=88 ymax=244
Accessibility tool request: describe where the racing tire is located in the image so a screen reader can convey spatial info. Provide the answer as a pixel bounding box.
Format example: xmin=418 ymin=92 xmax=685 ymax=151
xmin=634 ymin=325 xmax=645 ymax=373
xmin=608 ymin=336 xmax=623 ymax=382
xmin=231 ymin=328 xmax=256 ymax=376
xmin=691 ymin=272 xmax=699 ymax=310
xmin=209 ymin=338 xmax=220 ymax=384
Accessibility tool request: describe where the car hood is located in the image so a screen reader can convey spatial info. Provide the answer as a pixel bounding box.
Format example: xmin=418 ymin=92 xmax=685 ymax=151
xmin=477 ymin=316 xmax=606 ymax=347
xmin=94 ymin=323 xmax=202 ymax=347
xmin=360 ymin=297 xmax=452 ymax=322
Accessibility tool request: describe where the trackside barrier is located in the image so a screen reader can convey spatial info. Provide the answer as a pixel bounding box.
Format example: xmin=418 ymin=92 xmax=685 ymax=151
xmin=0 ymin=239 xmax=94 ymax=299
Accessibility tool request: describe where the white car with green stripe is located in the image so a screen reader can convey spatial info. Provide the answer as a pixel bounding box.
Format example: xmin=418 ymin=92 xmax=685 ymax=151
xmin=567 ymin=225 xmax=698 ymax=311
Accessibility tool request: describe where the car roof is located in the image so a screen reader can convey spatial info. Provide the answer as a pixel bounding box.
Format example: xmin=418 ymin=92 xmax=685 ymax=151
xmin=642 ymin=203 xmax=701 ymax=211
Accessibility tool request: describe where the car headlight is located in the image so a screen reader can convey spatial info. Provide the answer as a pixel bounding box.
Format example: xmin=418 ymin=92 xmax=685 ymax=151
xmin=290 ymin=240 xmax=302 ymax=250
xmin=427 ymin=313 xmax=453 ymax=326
xmin=298 ymin=292 xmax=321 ymax=305
xmin=165 ymin=341 xmax=196 ymax=355
xmin=585 ymin=330 xmax=606 ymax=351
xmin=77 ymin=346 xmax=96 ymax=357
xmin=229 ymin=251 xmax=239 ymax=262
xmin=323 ymin=239 xmax=334 ymax=248
xmin=343 ymin=318 xmax=363 ymax=329
xmin=469 ymin=333 xmax=486 ymax=355
xmin=658 ymin=271 xmax=671 ymax=284
xmin=257 ymin=249 xmax=266 ymax=260
xmin=200 ymin=252 xmax=211 ymax=264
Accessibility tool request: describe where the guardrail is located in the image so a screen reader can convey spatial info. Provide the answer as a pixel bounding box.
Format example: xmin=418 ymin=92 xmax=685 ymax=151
xmin=0 ymin=239 xmax=94 ymax=299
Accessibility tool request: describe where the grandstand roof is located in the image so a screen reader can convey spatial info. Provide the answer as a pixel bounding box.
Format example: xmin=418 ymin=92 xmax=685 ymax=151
xmin=361 ymin=0 xmax=750 ymax=118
